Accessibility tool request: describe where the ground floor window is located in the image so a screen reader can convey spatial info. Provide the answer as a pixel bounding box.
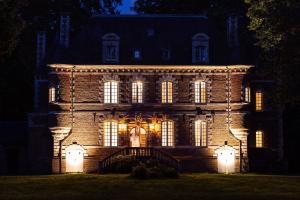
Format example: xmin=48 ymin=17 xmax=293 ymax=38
xmin=161 ymin=120 xmax=174 ymax=146
xmin=195 ymin=120 xmax=207 ymax=146
xmin=104 ymin=121 xmax=118 ymax=147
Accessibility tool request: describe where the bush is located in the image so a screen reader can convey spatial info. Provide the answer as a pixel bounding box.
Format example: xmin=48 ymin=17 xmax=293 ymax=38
xmin=110 ymin=155 xmax=138 ymax=173
xmin=130 ymin=161 xmax=179 ymax=179
xmin=131 ymin=163 xmax=148 ymax=179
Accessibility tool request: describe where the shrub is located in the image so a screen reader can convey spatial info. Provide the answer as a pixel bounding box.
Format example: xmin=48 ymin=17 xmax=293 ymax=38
xmin=131 ymin=163 xmax=148 ymax=179
xmin=162 ymin=167 xmax=179 ymax=179
xmin=110 ymin=155 xmax=138 ymax=173
xmin=147 ymin=166 xmax=163 ymax=178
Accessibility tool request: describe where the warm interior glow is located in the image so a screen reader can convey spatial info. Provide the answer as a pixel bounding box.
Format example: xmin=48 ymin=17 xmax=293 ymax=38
xmin=49 ymin=87 xmax=56 ymax=102
xmin=162 ymin=120 xmax=174 ymax=146
xmin=104 ymin=121 xmax=118 ymax=146
xmin=256 ymin=130 xmax=263 ymax=148
xmin=118 ymin=123 xmax=127 ymax=133
xmin=195 ymin=81 xmax=206 ymax=103
xmin=195 ymin=120 xmax=207 ymax=146
xmin=162 ymin=81 xmax=173 ymax=103
xmin=245 ymin=87 xmax=251 ymax=102
xmin=104 ymin=81 xmax=118 ymax=103
xmin=132 ymin=81 xmax=143 ymax=103
xmin=255 ymin=91 xmax=263 ymax=111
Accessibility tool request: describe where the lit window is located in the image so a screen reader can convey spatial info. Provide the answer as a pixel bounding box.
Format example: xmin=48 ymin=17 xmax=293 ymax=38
xmin=102 ymin=33 xmax=119 ymax=63
xmin=132 ymin=82 xmax=143 ymax=103
xmin=255 ymin=91 xmax=263 ymax=111
xmin=162 ymin=81 xmax=173 ymax=103
xmin=162 ymin=120 xmax=174 ymax=147
xmin=192 ymin=33 xmax=209 ymax=64
xmin=49 ymin=87 xmax=56 ymax=102
xmin=255 ymin=130 xmax=263 ymax=148
xmin=104 ymin=121 xmax=118 ymax=147
xmin=195 ymin=120 xmax=207 ymax=147
xmin=245 ymin=87 xmax=251 ymax=103
xmin=133 ymin=50 xmax=141 ymax=59
xmin=104 ymin=81 xmax=118 ymax=103
xmin=195 ymin=81 xmax=206 ymax=103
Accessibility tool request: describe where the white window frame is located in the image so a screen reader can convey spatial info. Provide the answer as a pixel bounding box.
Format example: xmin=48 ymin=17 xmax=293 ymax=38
xmin=162 ymin=81 xmax=173 ymax=104
xmin=161 ymin=120 xmax=174 ymax=147
xmin=195 ymin=120 xmax=207 ymax=147
xmin=104 ymin=81 xmax=118 ymax=104
xmin=195 ymin=81 xmax=207 ymax=104
xmin=104 ymin=121 xmax=118 ymax=147
xmin=132 ymin=81 xmax=143 ymax=103
xmin=245 ymin=86 xmax=251 ymax=103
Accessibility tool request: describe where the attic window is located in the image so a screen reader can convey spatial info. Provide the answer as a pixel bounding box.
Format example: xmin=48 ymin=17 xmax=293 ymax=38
xmin=162 ymin=48 xmax=171 ymax=61
xmin=133 ymin=49 xmax=141 ymax=60
xmin=192 ymin=33 xmax=209 ymax=64
xmin=102 ymin=33 xmax=120 ymax=63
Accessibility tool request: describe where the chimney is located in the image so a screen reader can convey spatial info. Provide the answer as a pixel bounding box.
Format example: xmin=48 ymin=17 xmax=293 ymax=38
xmin=59 ymin=14 xmax=70 ymax=48
xmin=36 ymin=31 xmax=46 ymax=69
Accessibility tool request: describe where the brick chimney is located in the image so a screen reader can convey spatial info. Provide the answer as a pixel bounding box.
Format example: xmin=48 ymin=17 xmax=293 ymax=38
xmin=59 ymin=13 xmax=70 ymax=48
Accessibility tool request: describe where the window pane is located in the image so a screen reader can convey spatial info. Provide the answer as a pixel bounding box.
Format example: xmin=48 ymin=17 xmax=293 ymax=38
xmin=195 ymin=82 xmax=200 ymax=103
xmin=245 ymin=87 xmax=251 ymax=102
xmin=162 ymin=121 xmax=174 ymax=147
xmin=200 ymin=82 xmax=206 ymax=103
xmin=168 ymin=82 xmax=173 ymax=103
xmin=132 ymin=82 xmax=143 ymax=103
xmin=195 ymin=120 xmax=201 ymax=146
xmin=201 ymin=121 xmax=207 ymax=146
xmin=104 ymin=82 xmax=111 ymax=103
xmin=49 ymin=87 xmax=56 ymax=102
xmin=111 ymin=82 xmax=118 ymax=103
xmin=256 ymin=131 xmax=263 ymax=148
xmin=255 ymin=91 xmax=263 ymax=111
xmin=111 ymin=121 xmax=118 ymax=146
xmin=104 ymin=121 xmax=111 ymax=146
xmin=104 ymin=81 xmax=118 ymax=104
xmin=162 ymin=82 xmax=167 ymax=103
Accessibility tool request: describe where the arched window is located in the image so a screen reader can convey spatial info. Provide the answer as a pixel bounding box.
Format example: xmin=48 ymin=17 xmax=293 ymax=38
xmin=104 ymin=81 xmax=118 ymax=103
xmin=104 ymin=121 xmax=118 ymax=147
xmin=102 ymin=33 xmax=120 ymax=63
xmin=161 ymin=120 xmax=174 ymax=147
xmin=192 ymin=33 xmax=209 ymax=64
xmin=195 ymin=81 xmax=206 ymax=104
xmin=162 ymin=81 xmax=173 ymax=103
xmin=195 ymin=120 xmax=207 ymax=147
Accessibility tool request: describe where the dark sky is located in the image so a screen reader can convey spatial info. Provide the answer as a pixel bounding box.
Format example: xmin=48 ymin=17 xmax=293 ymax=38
xmin=118 ymin=0 xmax=136 ymax=14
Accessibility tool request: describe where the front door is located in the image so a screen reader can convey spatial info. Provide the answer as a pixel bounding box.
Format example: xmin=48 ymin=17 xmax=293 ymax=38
xmin=130 ymin=127 xmax=146 ymax=147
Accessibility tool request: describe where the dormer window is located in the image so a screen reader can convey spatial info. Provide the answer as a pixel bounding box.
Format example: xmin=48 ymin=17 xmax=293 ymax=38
xmin=192 ymin=33 xmax=209 ymax=64
xmin=133 ymin=49 xmax=141 ymax=60
xmin=102 ymin=33 xmax=120 ymax=63
xmin=162 ymin=48 xmax=171 ymax=61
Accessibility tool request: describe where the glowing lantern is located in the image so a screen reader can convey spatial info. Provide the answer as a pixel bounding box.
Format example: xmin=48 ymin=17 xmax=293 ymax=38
xmin=215 ymin=144 xmax=236 ymax=174
xmin=149 ymin=115 xmax=160 ymax=134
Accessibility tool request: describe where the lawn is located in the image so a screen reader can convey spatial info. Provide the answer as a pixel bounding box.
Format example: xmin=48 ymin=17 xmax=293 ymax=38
xmin=0 ymin=174 xmax=299 ymax=200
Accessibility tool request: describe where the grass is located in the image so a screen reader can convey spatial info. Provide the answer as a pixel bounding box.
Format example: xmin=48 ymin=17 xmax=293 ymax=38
xmin=0 ymin=173 xmax=300 ymax=200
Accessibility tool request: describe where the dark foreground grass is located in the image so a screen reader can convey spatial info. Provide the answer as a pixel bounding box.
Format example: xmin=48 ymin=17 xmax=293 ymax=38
xmin=0 ymin=173 xmax=299 ymax=200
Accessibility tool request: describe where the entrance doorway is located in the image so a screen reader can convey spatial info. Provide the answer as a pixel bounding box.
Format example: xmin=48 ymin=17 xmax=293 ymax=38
xmin=130 ymin=127 xmax=147 ymax=147
xmin=65 ymin=144 xmax=84 ymax=173
xmin=216 ymin=145 xmax=236 ymax=174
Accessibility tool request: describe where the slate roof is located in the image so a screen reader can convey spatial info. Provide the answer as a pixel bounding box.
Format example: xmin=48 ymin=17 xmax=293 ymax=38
xmin=48 ymin=15 xmax=253 ymax=65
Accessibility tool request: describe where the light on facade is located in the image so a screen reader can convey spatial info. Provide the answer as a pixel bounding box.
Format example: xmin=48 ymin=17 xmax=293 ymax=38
xmin=118 ymin=123 xmax=127 ymax=133
xmin=215 ymin=144 xmax=236 ymax=174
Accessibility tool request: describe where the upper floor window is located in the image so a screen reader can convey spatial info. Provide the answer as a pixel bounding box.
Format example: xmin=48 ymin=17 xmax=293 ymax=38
xmin=195 ymin=81 xmax=206 ymax=104
xmin=162 ymin=120 xmax=174 ymax=147
xmin=255 ymin=130 xmax=263 ymax=148
xmin=162 ymin=81 xmax=173 ymax=104
xmin=255 ymin=91 xmax=263 ymax=111
xmin=133 ymin=49 xmax=141 ymax=60
xmin=102 ymin=33 xmax=120 ymax=63
xmin=132 ymin=81 xmax=143 ymax=103
xmin=244 ymin=87 xmax=251 ymax=103
xmin=49 ymin=87 xmax=56 ymax=102
xmin=195 ymin=120 xmax=207 ymax=147
xmin=104 ymin=81 xmax=118 ymax=103
xmin=104 ymin=121 xmax=118 ymax=147
xmin=192 ymin=33 xmax=209 ymax=64
xmin=162 ymin=48 xmax=171 ymax=61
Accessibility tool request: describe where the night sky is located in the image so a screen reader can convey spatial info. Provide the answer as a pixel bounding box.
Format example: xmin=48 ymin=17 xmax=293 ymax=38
xmin=118 ymin=0 xmax=136 ymax=14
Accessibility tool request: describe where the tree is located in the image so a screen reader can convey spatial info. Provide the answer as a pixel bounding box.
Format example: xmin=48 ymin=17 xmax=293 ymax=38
xmin=0 ymin=0 xmax=26 ymax=60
